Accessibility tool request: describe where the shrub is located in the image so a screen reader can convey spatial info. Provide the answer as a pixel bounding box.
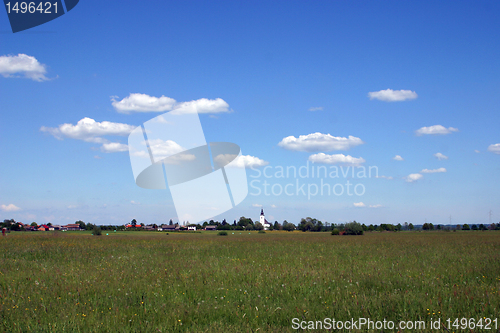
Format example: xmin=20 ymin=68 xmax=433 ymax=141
xmin=92 ymin=226 xmax=102 ymax=236
xmin=218 ymin=231 xmax=228 ymax=236
xmin=258 ymin=230 xmax=266 ymax=234
xmin=331 ymin=229 xmax=340 ymax=235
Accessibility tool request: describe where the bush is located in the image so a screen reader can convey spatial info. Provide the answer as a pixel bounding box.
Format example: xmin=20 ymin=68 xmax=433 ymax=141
xmin=344 ymin=221 xmax=364 ymax=235
xmin=218 ymin=231 xmax=228 ymax=236
xmin=92 ymin=226 xmax=102 ymax=236
xmin=258 ymin=230 xmax=266 ymax=234
xmin=331 ymin=228 xmax=340 ymax=235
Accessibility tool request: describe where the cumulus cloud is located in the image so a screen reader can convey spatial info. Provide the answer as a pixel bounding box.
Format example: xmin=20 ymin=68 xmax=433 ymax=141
xmin=41 ymin=117 xmax=135 ymax=142
xmin=369 ymin=204 xmax=382 ymax=208
xmin=111 ymin=93 xmax=230 ymax=115
xmin=278 ymin=133 xmax=363 ymax=152
xmin=376 ymin=175 xmax=393 ymax=180
xmin=353 ymin=202 xmax=365 ymax=207
xmin=434 ymin=152 xmax=448 ymax=160
xmin=368 ymin=89 xmax=417 ymax=102
xmin=405 ymin=173 xmax=423 ymax=182
xmin=101 ymin=142 xmax=129 ymax=153
xmin=487 ymin=143 xmax=500 ymax=155
xmin=1 ymin=204 xmax=21 ymax=212
xmin=41 ymin=117 xmax=136 ymax=153
xmin=308 ymin=106 xmax=323 ymax=111
xmin=421 ymin=167 xmax=447 ymax=173
xmin=309 ymin=153 xmax=365 ymax=166
xmin=0 ymin=54 xmax=49 ymax=81
xmin=271 ymin=204 xmax=277 ymax=208
xmin=393 ymin=155 xmax=404 ymax=161
xmin=146 ymin=139 xmax=186 ymax=161
xmin=214 ymin=154 xmax=269 ymax=168
xmin=415 ymin=125 xmax=459 ymax=136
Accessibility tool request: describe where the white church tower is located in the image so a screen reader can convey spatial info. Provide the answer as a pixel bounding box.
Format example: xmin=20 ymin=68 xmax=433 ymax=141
xmin=260 ymin=208 xmax=271 ymax=230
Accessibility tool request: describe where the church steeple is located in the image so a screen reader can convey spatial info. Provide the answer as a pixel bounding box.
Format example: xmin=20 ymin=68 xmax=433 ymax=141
xmin=260 ymin=208 xmax=264 ymax=216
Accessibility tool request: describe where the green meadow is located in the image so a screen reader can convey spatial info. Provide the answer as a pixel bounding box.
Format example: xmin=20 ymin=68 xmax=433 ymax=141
xmin=0 ymin=231 xmax=499 ymax=332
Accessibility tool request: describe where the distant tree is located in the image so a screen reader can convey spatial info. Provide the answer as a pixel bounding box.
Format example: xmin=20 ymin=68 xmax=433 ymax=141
xmin=76 ymin=220 xmax=86 ymax=230
xmin=274 ymin=221 xmax=281 ymax=230
xmin=221 ymin=219 xmax=227 ymax=225
xmin=408 ymin=223 xmax=414 ymax=230
xmin=169 ymin=219 xmax=173 ymax=225
xmin=437 ymin=225 xmax=442 ymax=230
xmin=422 ymin=223 xmax=430 ymax=230
xmin=368 ymin=224 xmax=375 ymax=231
xmin=403 ymin=222 xmax=409 ymax=231
xmin=479 ymin=224 xmax=487 ymax=231
xmin=283 ymin=221 xmax=295 ymax=231
xmin=471 ymin=224 xmax=478 ymax=230
xmin=362 ymin=224 xmax=368 ymax=231
xmin=245 ymin=224 xmax=255 ymax=231
xmin=238 ymin=217 xmax=253 ymax=228
xmin=462 ymin=224 xmax=470 ymax=230
xmin=254 ymin=222 xmax=264 ymax=231
xmin=331 ymin=228 xmax=340 ymax=235
xmin=31 ymin=222 xmax=37 ymax=227
xmin=456 ymin=224 xmax=462 ymax=230
xmin=131 ymin=219 xmax=137 ymax=225
xmin=344 ymin=221 xmax=363 ymax=235
xmin=396 ymin=223 xmax=402 ymax=231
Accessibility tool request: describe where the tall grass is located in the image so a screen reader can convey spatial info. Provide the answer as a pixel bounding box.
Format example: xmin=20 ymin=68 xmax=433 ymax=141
xmin=0 ymin=231 xmax=498 ymax=332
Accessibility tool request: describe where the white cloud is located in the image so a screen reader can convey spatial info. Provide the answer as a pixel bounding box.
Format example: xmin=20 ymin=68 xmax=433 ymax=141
xmin=111 ymin=93 xmax=230 ymax=115
xmin=309 ymin=153 xmax=365 ymax=166
xmin=487 ymin=143 xmax=500 ymax=155
xmin=368 ymin=89 xmax=417 ymax=102
xmin=405 ymin=173 xmax=423 ymax=182
xmin=93 ymin=155 xmax=102 ymax=159
xmin=1 ymin=204 xmax=21 ymax=212
xmin=376 ymin=175 xmax=393 ymax=180
xmin=278 ymin=133 xmax=363 ymax=152
xmin=353 ymin=202 xmax=365 ymax=207
xmin=415 ymin=125 xmax=459 ymax=136
xmin=146 ymin=139 xmax=185 ymax=161
xmin=474 ymin=150 xmax=480 ymax=153
xmin=0 ymin=54 xmax=49 ymax=81
xmin=130 ymin=200 xmax=140 ymax=205
xmin=214 ymin=154 xmax=269 ymax=168
xmin=252 ymin=204 xmax=262 ymax=207
xmin=421 ymin=167 xmax=447 ymax=173
xmin=369 ymin=204 xmax=382 ymax=208
xmin=308 ymin=106 xmax=323 ymax=111
xmin=101 ymin=142 xmax=129 ymax=153
xmin=393 ymin=155 xmax=404 ymax=161
xmin=434 ymin=152 xmax=448 ymax=160
xmin=271 ymin=204 xmax=277 ymax=208
xmin=41 ymin=117 xmax=135 ymax=142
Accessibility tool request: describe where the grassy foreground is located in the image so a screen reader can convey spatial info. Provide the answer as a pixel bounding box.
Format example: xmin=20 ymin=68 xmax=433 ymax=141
xmin=0 ymin=231 xmax=499 ymax=332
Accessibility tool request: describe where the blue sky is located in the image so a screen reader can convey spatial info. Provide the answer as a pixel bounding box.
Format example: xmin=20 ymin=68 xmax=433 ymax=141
xmin=1 ymin=1 xmax=499 ymax=226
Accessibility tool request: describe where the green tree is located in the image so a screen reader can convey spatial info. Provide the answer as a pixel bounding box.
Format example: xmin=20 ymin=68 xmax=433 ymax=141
xmin=254 ymin=222 xmax=264 ymax=231
xmin=462 ymin=224 xmax=470 ymax=230
xmin=408 ymin=223 xmax=414 ymax=230
xmin=344 ymin=221 xmax=363 ymax=235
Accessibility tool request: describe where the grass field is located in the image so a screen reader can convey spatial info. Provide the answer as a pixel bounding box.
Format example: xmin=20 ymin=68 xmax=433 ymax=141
xmin=1 ymin=231 xmax=499 ymax=332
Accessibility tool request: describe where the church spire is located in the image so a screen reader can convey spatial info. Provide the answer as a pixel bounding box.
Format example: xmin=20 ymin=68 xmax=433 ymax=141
xmin=260 ymin=208 xmax=264 ymax=216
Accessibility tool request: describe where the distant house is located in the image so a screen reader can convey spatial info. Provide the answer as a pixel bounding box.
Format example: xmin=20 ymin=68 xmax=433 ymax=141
xmin=205 ymin=225 xmax=217 ymax=231
xmin=38 ymin=225 xmax=48 ymax=231
xmin=162 ymin=224 xmax=179 ymax=231
xmin=187 ymin=226 xmax=196 ymax=231
xmin=62 ymin=224 xmax=82 ymax=231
